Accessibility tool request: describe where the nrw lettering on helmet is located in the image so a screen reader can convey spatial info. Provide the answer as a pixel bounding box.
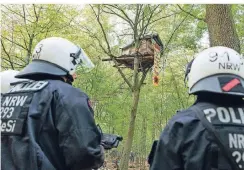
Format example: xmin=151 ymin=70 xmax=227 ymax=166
xmin=187 ymin=46 xmax=244 ymax=95
xmin=208 ymin=51 xmax=243 ymax=71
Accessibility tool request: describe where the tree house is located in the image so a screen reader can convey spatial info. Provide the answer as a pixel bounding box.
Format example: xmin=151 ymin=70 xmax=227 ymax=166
xmin=102 ymin=34 xmax=164 ymax=71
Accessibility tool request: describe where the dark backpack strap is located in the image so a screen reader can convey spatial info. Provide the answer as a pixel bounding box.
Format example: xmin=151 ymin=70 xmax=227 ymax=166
xmin=191 ymin=105 xmax=241 ymax=170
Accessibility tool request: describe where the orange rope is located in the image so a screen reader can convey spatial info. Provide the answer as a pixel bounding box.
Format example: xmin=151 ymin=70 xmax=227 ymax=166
xmin=153 ymin=39 xmax=160 ymax=86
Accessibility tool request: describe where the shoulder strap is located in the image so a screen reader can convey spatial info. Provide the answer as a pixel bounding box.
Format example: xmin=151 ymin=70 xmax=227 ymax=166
xmin=191 ymin=105 xmax=241 ymax=170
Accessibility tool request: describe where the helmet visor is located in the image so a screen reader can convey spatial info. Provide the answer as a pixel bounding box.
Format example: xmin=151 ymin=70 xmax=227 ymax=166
xmin=75 ymin=48 xmax=95 ymax=73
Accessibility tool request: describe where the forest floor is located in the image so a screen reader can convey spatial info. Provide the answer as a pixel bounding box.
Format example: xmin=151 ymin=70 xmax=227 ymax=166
xmin=100 ymin=161 xmax=150 ymax=170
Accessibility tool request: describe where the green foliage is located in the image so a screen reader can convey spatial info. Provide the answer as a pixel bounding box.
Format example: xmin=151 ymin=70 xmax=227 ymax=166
xmin=1 ymin=4 xmax=79 ymax=69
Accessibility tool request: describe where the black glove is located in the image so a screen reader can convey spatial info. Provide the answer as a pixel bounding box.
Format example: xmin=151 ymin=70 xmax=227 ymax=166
xmin=101 ymin=133 xmax=123 ymax=150
xmin=97 ymin=124 xmax=123 ymax=150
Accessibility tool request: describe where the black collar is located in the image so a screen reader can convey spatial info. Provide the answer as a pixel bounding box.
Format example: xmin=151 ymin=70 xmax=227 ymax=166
xmin=195 ymin=92 xmax=243 ymax=106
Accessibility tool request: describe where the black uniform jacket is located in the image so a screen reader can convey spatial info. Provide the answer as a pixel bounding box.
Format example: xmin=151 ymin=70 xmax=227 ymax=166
xmin=150 ymin=95 xmax=244 ymax=170
xmin=1 ymin=80 xmax=104 ymax=170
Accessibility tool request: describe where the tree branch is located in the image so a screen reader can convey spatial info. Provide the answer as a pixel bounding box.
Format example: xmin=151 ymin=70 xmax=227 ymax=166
xmin=149 ymin=11 xmax=181 ymax=25
xmin=158 ymin=5 xmax=194 ymax=75
xmin=22 ymin=5 xmax=31 ymax=38
xmin=164 ymin=6 xmax=194 ymax=53
xmin=176 ymin=4 xmax=205 ymax=22
xmin=139 ymin=67 xmax=151 ymax=88
xmin=107 ymin=4 xmax=134 ymax=28
xmin=39 ymin=5 xmax=63 ymax=33
xmin=2 ymin=5 xmax=34 ymax=23
xmin=2 ymin=57 xmax=25 ymax=68
xmin=1 ymin=40 xmax=15 ymax=69
xmin=1 ymin=35 xmax=28 ymax=50
xmin=102 ymin=5 xmax=134 ymax=29
xmin=168 ymin=63 xmax=185 ymax=108
xmin=90 ymin=5 xmax=133 ymax=90
xmin=19 ymin=29 xmax=29 ymax=50
xmin=90 ymin=5 xmax=112 ymax=54
xmin=140 ymin=5 xmax=160 ymax=37
xmin=32 ymin=4 xmax=39 ymax=22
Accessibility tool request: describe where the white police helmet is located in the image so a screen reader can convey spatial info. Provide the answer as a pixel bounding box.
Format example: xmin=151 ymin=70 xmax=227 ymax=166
xmin=16 ymin=37 xmax=94 ymax=81
xmin=185 ymin=46 xmax=244 ymax=96
xmin=0 ymin=70 xmax=28 ymax=94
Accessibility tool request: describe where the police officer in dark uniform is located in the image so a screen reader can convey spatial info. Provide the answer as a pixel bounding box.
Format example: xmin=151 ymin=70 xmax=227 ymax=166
xmin=1 ymin=37 xmax=104 ymax=170
xmin=150 ymin=46 xmax=244 ymax=170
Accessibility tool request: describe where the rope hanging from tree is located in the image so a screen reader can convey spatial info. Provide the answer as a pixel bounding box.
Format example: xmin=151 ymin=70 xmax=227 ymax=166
xmin=152 ymin=39 xmax=161 ymax=86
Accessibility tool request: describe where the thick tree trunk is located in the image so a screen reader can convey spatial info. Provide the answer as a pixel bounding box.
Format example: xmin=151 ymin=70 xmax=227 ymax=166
xmin=205 ymin=4 xmax=240 ymax=53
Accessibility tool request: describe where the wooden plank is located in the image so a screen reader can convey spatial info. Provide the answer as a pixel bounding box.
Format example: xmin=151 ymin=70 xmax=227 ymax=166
xmin=102 ymin=58 xmax=113 ymax=61
xmin=115 ymin=56 xmax=153 ymax=61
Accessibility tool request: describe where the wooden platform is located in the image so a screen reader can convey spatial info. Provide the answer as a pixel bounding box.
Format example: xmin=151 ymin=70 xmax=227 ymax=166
xmin=102 ymin=53 xmax=154 ymax=71
xmin=102 ymin=34 xmax=163 ymax=71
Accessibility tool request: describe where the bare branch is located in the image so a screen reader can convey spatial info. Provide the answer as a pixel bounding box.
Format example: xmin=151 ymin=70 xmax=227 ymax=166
xmin=149 ymin=11 xmax=181 ymax=25
xmin=140 ymin=5 xmax=160 ymax=37
xmin=1 ymin=35 xmax=28 ymax=50
xmin=1 ymin=40 xmax=15 ymax=69
xmin=13 ymin=54 xmax=28 ymax=65
xmin=89 ymin=5 xmax=133 ymax=90
xmin=18 ymin=29 xmax=29 ymax=50
xmin=164 ymin=6 xmax=194 ymax=53
xmin=1 ymin=65 xmax=9 ymax=70
xmin=90 ymin=5 xmax=112 ymax=54
xmin=32 ymin=4 xmax=39 ymax=22
xmin=2 ymin=5 xmax=34 ymax=23
xmin=2 ymin=57 xmax=25 ymax=68
xmin=39 ymin=5 xmax=63 ymax=33
xmin=106 ymin=5 xmax=134 ymax=28
xmin=157 ymin=5 xmax=195 ymax=75
xmin=176 ymin=4 xmax=205 ymax=22
xmin=102 ymin=6 xmax=134 ymax=29
xmin=22 ymin=5 xmax=31 ymax=38
xmin=134 ymin=4 xmax=146 ymax=41
xmin=139 ymin=67 xmax=151 ymax=87
xmin=9 ymin=20 xmax=15 ymax=56
xmin=22 ymin=5 xmax=27 ymax=24
xmin=168 ymin=63 xmax=185 ymax=108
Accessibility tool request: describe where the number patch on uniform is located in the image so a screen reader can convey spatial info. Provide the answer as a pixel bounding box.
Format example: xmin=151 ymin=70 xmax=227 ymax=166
xmin=203 ymin=107 xmax=244 ymax=168
xmin=229 ymin=133 xmax=244 ymax=168
xmin=1 ymin=93 xmax=33 ymax=135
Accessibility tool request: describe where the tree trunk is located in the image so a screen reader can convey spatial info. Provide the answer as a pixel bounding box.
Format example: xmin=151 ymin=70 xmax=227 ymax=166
xmin=151 ymin=109 xmax=156 ymax=142
xmin=119 ymin=89 xmax=140 ymax=170
xmin=120 ymin=47 xmax=141 ymax=170
xmin=205 ymin=4 xmax=240 ymax=53
xmin=141 ymin=117 xmax=147 ymax=170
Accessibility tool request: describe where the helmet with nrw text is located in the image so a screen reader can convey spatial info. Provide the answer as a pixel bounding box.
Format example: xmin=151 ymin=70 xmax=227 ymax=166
xmin=185 ymin=46 xmax=244 ymax=96
xmin=16 ymin=37 xmax=94 ymax=82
